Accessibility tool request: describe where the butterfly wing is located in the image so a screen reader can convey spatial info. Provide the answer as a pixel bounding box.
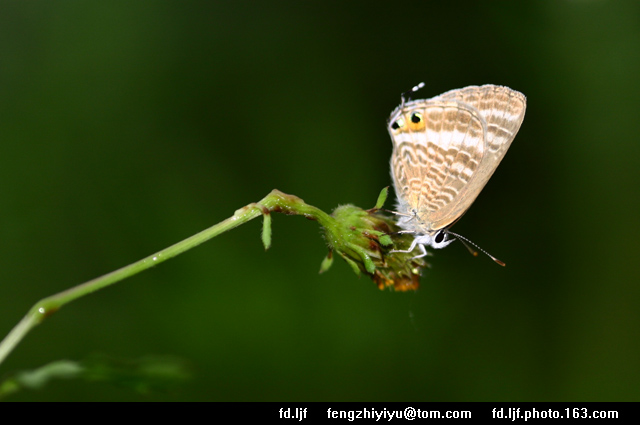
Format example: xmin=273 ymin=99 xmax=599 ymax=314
xmin=429 ymin=85 xmax=526 ymax=229
xmin=389 ymin=100 xmax=487 ymax=233
xmin=436 ymin=85 xmax=526 ymax=166
xmin=389 ymin=85 xmax=526 ymax=232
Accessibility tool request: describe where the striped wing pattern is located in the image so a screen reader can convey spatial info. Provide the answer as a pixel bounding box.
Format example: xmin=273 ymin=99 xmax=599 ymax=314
xmin=388 ymin=85 xmax=526 ymax=233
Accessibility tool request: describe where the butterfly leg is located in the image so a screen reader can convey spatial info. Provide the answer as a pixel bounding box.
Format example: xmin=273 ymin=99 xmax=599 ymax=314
xmin=411 ymin=244 xmax=428 ymax=260
xmin=390 ymin=237 xmax=430 ymax=259
xmin=389 ymin=236 xmax=420 ymax=254
xmin=382 ymin=209 xmax=413 ymax=218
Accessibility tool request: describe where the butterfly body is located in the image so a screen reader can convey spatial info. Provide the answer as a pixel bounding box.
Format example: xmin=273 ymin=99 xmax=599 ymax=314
xmin=388 ymin=85 xmax=526 ymax=257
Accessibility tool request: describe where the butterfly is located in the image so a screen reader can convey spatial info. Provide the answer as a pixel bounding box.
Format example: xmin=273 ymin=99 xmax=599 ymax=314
xmin=387 ymin=84 xmax=526 ymax=261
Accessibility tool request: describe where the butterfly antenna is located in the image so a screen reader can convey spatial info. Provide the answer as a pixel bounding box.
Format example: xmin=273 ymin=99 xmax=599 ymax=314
xmin=448 ymin=231 xmax=506 ymax=267
xmin=401 ymin=82 xmax=425 ymax=108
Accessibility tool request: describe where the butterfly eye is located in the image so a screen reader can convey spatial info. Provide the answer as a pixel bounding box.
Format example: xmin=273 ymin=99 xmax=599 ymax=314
xmin=411 ymin=112 xmax=423 ymax=123
xmin=390 ymin=117 xmax=405 ymax=130
xmin=435 ymin=231 xmax=446 ymax=244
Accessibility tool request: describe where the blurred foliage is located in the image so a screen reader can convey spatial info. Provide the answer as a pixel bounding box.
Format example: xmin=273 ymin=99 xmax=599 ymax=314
xmin=1 ymin=1 xmax=639 ymax=401
xmin=0 ymin=355 xmax=190 ymax=399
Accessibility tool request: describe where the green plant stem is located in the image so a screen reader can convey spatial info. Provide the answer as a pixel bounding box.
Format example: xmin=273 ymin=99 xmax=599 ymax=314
xmin=0 ymin=190 xmax=330 ymax=368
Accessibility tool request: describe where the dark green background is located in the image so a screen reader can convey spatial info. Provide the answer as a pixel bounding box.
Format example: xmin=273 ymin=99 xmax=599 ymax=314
xmin=1 ymin=1 xmax=639 ymax=401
